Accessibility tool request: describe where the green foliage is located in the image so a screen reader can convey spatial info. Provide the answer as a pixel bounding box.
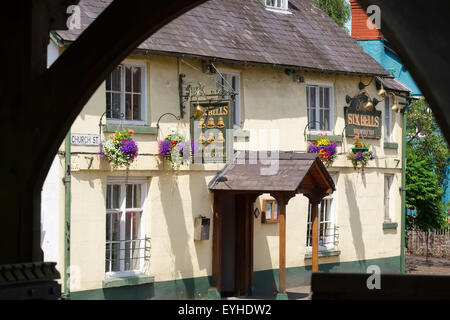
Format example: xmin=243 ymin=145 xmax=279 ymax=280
xmin=407 ymin=98 xmax=450 ymax=184
xmin=406 ymin=98 xmax=450 ymax=232
xmin=406 ymin=152 xmax=447 ymax=231
xmin=313 ymin=0 xmax=351 ymax=30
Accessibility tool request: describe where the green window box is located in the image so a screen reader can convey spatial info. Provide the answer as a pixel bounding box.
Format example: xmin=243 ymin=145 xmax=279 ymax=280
xmin=383 ymin=222 xmax=398 ymax=229
xmin=307 ymin=135 xmax=343 ymax=143
xmin=103 ymin=124 xmax=157 ymax=135
xmin=384 ymin=142 xmax=399 ymax=149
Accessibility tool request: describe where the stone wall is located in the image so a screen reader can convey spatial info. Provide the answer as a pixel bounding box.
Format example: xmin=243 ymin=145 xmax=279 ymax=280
xmin=406 ymin=230 xmax=450 ymax=258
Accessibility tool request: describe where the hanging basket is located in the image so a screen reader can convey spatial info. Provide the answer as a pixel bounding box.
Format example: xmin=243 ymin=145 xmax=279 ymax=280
xmin=307 ymin=134 xmax=337 ymax=167
xmin=100 ymin=130 xmax=138 ymax=168
xmin=347 ymin=136 xmax=375 ymax=170
xmin=158 ymin=131 xmax=199 ymax=168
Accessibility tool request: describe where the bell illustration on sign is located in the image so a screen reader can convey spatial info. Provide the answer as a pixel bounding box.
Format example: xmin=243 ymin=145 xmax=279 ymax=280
xmin=191 ymin=100 xmax=233 ymax=163
xmin=344 ymin=93 xmax=382 ymax=139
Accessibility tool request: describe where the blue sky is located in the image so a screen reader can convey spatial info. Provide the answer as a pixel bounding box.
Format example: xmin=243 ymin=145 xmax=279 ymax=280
xmin=345 ymin=0 xmax=351 ymax=34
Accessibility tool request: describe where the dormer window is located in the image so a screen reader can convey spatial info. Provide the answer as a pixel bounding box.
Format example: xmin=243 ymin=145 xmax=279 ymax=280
xmin=265 ymin=0 xmax=289 ymax=11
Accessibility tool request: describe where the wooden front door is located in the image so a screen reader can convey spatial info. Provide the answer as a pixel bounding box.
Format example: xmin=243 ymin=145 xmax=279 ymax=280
xmin=234 ymin=194 xmax=254 ymax=296
xmin=217 ymin=193 xmax=254 ymax=297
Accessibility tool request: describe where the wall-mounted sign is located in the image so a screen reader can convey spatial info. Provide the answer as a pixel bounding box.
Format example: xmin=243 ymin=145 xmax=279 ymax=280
xmin=344 ymin=93 xmax=382 ymax=139
xmin=71 ymin=133 xmax=100 ymax=146
xmin=191 ymin=100 xmax=233 ymax=163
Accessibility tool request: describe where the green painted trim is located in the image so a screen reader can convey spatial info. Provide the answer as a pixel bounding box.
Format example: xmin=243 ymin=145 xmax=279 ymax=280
xmin=233 ymin=129 xmax=250 ymax=138
xmin=400 ymin=102 xmax=409 ymax=274
xmin=70 ymin=256 xmax=400 ymax=300
xmin=206 ymin=288 xmax=221 ymax=300
xmin=252 ymin=256 xmax=400 ymax=297
xmin=383 ymin=222 xmax=398 ymax=229
xmin=103 ymin=124 xmax=157 ymax=135
xmin=49 ymin=31 xmax=64 ymax=47
xmin=304 ymin=249 xmax=341 ymax=259
xmin=307 ymin=134 xmax=342 ymax=142
xmin=71 ymin=276 xmax=213 ymax=300
xmin=384 ymin=142 xmax=399 ymax=149
xmin=275 ymin=293 xmax=289 ymax=300
xmin=102 ymin=275 xmax=155 ymax=289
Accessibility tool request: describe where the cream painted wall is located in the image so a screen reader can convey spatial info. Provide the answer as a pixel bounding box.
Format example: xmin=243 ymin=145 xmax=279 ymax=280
xmin=55 ymin=53 xmax=403 ymax=292
xmin=252 ymin=168 xmax=401 ymax=272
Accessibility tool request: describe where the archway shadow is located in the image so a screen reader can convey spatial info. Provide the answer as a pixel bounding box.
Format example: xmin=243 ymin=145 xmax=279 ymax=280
xmin=344 ymin=174 xmax=366 ymax=264
xmin=157 ymin=171 xmax=197 ymax=299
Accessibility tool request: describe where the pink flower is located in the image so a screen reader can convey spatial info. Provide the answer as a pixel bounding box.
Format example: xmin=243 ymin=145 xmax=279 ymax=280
xmin=318 ymin=133 xmax=323 ymax=137
xmin=354 ymin=136 xmax=360 ymax=140
xmin=128 ymin=129 xmax=135 ymax=135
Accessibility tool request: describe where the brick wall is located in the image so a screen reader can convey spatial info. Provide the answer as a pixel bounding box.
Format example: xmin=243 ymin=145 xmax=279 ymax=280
xmin=350 ymin=0 xmax=381 ymax=40
xmin=406 ymin=230 xmax=450 ymax=258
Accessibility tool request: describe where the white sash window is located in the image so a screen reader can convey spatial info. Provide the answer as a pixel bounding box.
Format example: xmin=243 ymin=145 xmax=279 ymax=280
xmin=105 ymin=179 xmax=149 ymax=278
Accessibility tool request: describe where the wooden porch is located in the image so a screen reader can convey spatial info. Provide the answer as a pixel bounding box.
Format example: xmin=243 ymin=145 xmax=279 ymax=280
xmin=208 ymin=151 xmax=335 ymax=299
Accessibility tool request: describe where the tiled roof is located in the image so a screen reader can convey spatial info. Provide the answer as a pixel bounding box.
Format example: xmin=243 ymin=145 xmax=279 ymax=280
xmin=376 ymin=76 xmax=411 ymax=93
xmin=56 ymin=0 xmax=389 ymax=76
xmin=208 ymin=152 xmax=335 ymax=193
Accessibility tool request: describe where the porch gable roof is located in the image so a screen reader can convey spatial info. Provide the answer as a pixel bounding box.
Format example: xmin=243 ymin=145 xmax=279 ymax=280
xmin=208 ymin=151 xmax=335 ymax=195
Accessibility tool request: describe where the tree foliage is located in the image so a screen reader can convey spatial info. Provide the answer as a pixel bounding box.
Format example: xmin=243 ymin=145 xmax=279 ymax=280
xmin=407 ymin=98 xmax=450 ymax=184
xmin=406 ymin=98 xmax=450 ymax=232
xmin=406 ymin=152 xmax=447 ymax=232
xmin=314 ymin=0 xmax=351 ymax=30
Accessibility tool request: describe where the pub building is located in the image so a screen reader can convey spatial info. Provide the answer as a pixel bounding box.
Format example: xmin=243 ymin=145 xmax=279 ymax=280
xmin=41 ymin=0 xmax=409 ymax=299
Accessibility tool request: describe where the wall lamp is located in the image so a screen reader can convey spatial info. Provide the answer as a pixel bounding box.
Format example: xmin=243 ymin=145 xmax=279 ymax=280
xmin=202 ymin=61 xmax=217 ymax=74
xmin=358 ymin=78 xmax=374 ymax=91
xmin=285 ymin=69 xmax=304 ymax=83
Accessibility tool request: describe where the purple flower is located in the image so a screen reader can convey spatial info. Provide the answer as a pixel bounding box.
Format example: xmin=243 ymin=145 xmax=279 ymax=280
xmin=120 ymin=139 xmax=138 ymax=155
xmin=307 ymin=145 xmax=321 ymax=153
xmin=191 ymin=140 xmax=199 ymax=154
xmin=158 ymin=140 xmax=172 ymax=158
xmin=353 ymin=152 xmax=364 ymax=161
xmin=178 ymin=140 xmax=199 ymax=155
xmin=177 ymin=142 xmax=186 ymax=154
xmin=308 ymin=142 xmax=337 ymax=159
xmin=99 ymin=142 xmax=109 ymax=161
xmin=323 ymin=143 xmax=337 ymax=156
xmin=120 ymin=139 xmax=138 ymax=162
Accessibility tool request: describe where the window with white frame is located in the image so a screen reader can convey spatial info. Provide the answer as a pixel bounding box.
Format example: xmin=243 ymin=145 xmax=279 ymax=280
xmin=306 ymin=174 xmax=337 ymax=251
xmin=216 ymin=71 xmax=241 ymax=128
xmin=306 ymin=85 xmax=334 ymax=132
xmin=105 ymin=179 xmax=149 ymax=277
xmin=105 ymin=62 xmax=146 ymax=124
xmin=385 ymin=94 xmax=393 ymax=141
xmin=384 ymin=175 xmax=393 ymax=222
xmin=265 ymin=0 xmax=288 ymax=10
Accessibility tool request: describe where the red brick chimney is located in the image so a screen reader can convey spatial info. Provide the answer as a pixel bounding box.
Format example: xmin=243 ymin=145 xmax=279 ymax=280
xmin=350 ymin=0 xmax=381 ymax=40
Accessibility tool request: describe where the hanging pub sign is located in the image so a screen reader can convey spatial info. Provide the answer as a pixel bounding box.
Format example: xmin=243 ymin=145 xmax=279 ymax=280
xmin=191 ymin=100 xmax=233 ymax=163
xmin=344 ymin=93 xmax=382 ymax=139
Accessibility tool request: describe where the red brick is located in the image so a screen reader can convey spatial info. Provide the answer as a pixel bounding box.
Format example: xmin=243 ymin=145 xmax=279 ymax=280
xmin=350 ymin=0 xmax=380 ymax=40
